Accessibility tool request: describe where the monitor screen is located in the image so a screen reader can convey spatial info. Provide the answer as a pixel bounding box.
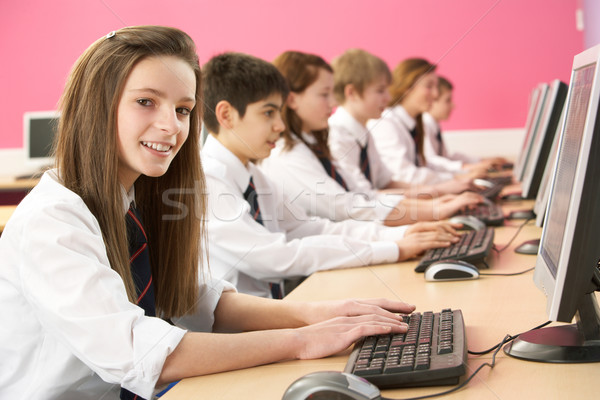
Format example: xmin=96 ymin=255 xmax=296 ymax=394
xmin=23 ymin=111 xmax=59 ymax=169
xmin=520 ymin=80 xmax=567 ymax=199
xmin=504 ymin=45 xmax=600 ymax=363
xmin=533 ymin=104 xmax=565 ymax=227
xmin=513 ymin=83 xmax=549 ymax=182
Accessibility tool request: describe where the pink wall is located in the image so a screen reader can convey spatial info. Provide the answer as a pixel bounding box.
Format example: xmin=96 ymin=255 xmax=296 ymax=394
xmin=0 ymin=0 xmax=584 ymax=149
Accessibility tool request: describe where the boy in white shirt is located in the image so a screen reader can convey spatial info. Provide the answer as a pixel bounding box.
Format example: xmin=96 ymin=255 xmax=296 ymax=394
xmin=328 ymin=49 xmax=484 ymax=220
xmin=201 ymin=52 xmax=460 ymax=298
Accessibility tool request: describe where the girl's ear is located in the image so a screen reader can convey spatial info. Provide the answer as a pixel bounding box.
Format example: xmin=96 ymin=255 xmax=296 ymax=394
xmin=286 ymin=92 xmax=298 ymax=110
xmin=215 ymin=100 xmax=235 ymax=130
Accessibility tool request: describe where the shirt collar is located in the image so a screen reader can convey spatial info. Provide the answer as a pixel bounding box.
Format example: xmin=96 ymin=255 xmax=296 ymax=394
xmin=202 ymin=134 xmax=251 ymax=193
xmin=390 ymin=105 xmax=416 ymax=130
xmin=120 ymin=184 xmax=135 ymax=215
xmin=330 ymin=106 xmax=369 ymax=146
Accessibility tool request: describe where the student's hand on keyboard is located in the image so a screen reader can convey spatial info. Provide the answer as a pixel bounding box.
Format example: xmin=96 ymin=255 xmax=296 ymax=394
xmin=293 ymin=314 xmax=410 ymax=360
xmin=405 ymin=220 xmax=460 ymax=237
xmin=298 ymin=298 xmax=416 ymax=326
xmin=436 ymin=192 xmax=485 ymax=219
xmin=396 ymin=230 xmax=460 ymax=261
xmin=431 ymin=175 xmax=477 ymax=195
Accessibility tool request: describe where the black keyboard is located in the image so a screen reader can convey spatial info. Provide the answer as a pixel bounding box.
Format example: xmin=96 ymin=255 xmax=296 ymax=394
xmin=344 ymin=309 xmax=467 ymax=388
xmin=474 ymin=176 xmax=512 ymax=199
xmin=415 ymin=227 xmax=495 ymax=272
xmin=460 ymin=202 xmax=504 ymax=226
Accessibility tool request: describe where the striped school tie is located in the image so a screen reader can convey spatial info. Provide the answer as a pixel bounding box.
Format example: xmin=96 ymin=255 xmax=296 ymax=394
xmin=358 ymin=142 xmax=372 ymax=184
xmin=311 ymin=146 xmax=349 ymax=191
xmin=409 ymin=126 xmax=420 ymax=166
xmin=121 ymin=203 xmax=156 ymax=400
xmin=243 ymin=177 xmax=282 ymax=299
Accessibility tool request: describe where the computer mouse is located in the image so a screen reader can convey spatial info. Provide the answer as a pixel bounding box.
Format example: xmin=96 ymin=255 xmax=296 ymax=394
xmin=500 ymin=192 xmax=524 ymax=201
xmin=424 ymin=260 xmax=480 ymax=282
xmin=282 ymin=371 xmax=381 ymax=400
xmin=506 ymin=209 xmax=536 ymax=220
xmin=514 ymin=238 xmax=540 ymax=255
xmin=448 ymin=215 xmax=486 ymax=231
xmin=473 ymin=178 xmax=494 ymax=188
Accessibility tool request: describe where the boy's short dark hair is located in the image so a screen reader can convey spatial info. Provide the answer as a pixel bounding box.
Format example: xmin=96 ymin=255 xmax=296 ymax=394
xmin=202 ymin=52 xmax=290 ymax=133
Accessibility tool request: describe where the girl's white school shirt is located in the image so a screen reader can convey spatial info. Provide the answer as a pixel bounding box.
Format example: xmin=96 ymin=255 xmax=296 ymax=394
xmin=260 ymin=129 xmax=404 ymax=223
xmin=0 ymin=169 xmax=232 ymax=400
xmin=202 ymin=135 xmax=403 ymax=299
xmin=422 ymin=112 xmax=480 ymax=168
xmin=368 ymin=105 xmax=455 ymax=184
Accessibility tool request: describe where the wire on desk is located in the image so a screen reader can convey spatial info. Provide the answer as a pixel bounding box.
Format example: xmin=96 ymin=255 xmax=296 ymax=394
xmin=467 ymin=320 xmax=551 ymax=355
xmin=478 ymin=264 xmax=535 ymax=276
xmin=492 ymin=217 xmax=534 ymax=253
xmin=381 ymin=320 xmax=552 ymax=400
xmin=382 ymin=335 xmax=513 ymax=400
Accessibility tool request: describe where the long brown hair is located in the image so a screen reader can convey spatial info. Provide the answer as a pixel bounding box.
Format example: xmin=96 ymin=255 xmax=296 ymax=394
xmin=55 ymin=26 xmax=205 ymax=318
xmin=388 ymin=58 xmax=437 ymax=166
xmin=273 ymin=51 xmax=334 ymax=158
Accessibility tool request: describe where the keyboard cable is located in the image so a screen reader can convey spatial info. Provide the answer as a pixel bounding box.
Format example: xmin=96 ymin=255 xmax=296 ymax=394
xmin=380 ymin=320 xmax=551 ymax=400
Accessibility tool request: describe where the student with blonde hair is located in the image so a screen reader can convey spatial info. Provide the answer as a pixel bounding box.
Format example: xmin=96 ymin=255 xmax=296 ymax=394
xmin=369 ymin=58 xmax=485 ymax=185
xmin=0 ymin=27 xmax=415 ymax=399
xmin=262 ymin=50 xmax=482 ymax=228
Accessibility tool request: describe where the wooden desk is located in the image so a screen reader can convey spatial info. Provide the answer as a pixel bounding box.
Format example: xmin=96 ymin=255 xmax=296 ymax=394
xmin=163 ymin=203 xmax=598 ymax=399
xmin=0 ymin=177 xmax=38 ymax=206
xmin=0 ymin=205 xmax=17 ymax=232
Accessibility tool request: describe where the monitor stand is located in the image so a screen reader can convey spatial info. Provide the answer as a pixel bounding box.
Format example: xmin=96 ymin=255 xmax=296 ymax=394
xmin=504 ymin=292 xmax=600 ymax=362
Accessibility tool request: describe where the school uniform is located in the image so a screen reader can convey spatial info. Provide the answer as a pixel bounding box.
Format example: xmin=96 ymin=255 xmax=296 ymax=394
xmin=260 ymin=128 xmax=404 ymax=223
xmin=368 ymin=105 xmax=455 ymax=184
xmin=0 ymin=170 xmax=232 ymax=400
xmin=328 ymin=106 xmax=398 ymax=192
xmin=422 ymin=112 xmax=480 ymax=167
xmin=202 ymin=135 xmax=402 ymax=299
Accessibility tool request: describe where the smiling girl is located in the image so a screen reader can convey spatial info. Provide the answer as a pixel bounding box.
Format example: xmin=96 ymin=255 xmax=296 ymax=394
xmin=0 ymin=27 xmax=414 ymax=399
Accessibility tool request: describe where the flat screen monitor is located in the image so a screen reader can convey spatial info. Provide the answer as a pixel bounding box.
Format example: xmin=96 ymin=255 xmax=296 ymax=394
xmin=520 ymin=80 xmax=568 ymax=199
xmin=533 ymin=104 xmax=566 ymax=227
xmin=513 ymin=83 xmax=549 ymax=182
xmin=23 ymin=111 xmax=59 ymax=170
xmin=504 ymin=44 xmax=600 ymax=363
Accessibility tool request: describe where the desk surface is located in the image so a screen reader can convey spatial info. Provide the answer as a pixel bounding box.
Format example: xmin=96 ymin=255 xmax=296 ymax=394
xmin=162 ymin=199 xmax=599 ymax=400
xmin=0 ymin=177 xmax=39 ymax=190
xmin=0 ymin=205 xmax=17 ymax=232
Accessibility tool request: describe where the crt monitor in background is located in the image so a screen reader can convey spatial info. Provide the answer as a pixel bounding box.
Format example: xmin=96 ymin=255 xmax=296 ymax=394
xmin=513 ymin=83 xmax=549 ymax=182
xmin=520 ymin=79 xmax=568 ymax=200
xmin=23 ymin=111 xmax=59 ymax=170
xmin=504 ymin=44 xmax=600 ymax=363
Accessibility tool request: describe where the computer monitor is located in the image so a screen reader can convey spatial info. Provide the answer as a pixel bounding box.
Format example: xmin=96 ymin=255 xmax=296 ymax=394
xmin=513 ymin=83 xmax=550 ymax=182
xmin=532 ymin=104 xmax=566 ymax=227
xmin=520 ymin=80 xmax=568 ymax=199
xmin=504 ymin=44 xmax=600 ymax=363
xmin=23 ymin=111 xmax=59 ymax=170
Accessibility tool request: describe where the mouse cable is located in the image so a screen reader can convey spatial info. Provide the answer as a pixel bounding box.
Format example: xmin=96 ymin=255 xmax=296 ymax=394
xmin=478 ymin=263 xmax=534 ymax=276
xmin=492 ymin=217 xmax=534 ymax=254
xmin=380 ymin=320 xmax=551 ymax=400
xmin=467 ymin=320 xmax=551 ymax=355
xmin=381 ymin=334 xmax=512 ymax=400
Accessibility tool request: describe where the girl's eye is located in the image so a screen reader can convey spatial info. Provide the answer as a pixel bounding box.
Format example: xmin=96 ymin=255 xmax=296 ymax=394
xmin=136 ymin=98 xmax=153 ymax=107
xmin=177 ymin=107 xmax=192 ymax=116
xmin=265 ymin=110 xmax=273 ymax=117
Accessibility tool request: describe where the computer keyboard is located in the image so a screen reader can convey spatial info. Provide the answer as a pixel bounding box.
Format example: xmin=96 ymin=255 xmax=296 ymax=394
xmin=415 ymin=227 xmax=495 ymax=272
xmin=459 ymin=202 xmax=504 ymax=226
xmin=344 ymin=309 xmax=467 ymax=388
xmin=474 ymin=176 xmax=513 ymax=199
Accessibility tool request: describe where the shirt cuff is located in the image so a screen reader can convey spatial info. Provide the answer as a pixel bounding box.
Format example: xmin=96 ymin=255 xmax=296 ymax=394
xmin=172 ymin=278 xmax=237 ymax=332
xmin=375 ymin=193 xmax=405 ymax=222
xmin=370 ymin=241 xmax=400 ymax=264
xmin=377 ymin=225 xmax=408 ymax=241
